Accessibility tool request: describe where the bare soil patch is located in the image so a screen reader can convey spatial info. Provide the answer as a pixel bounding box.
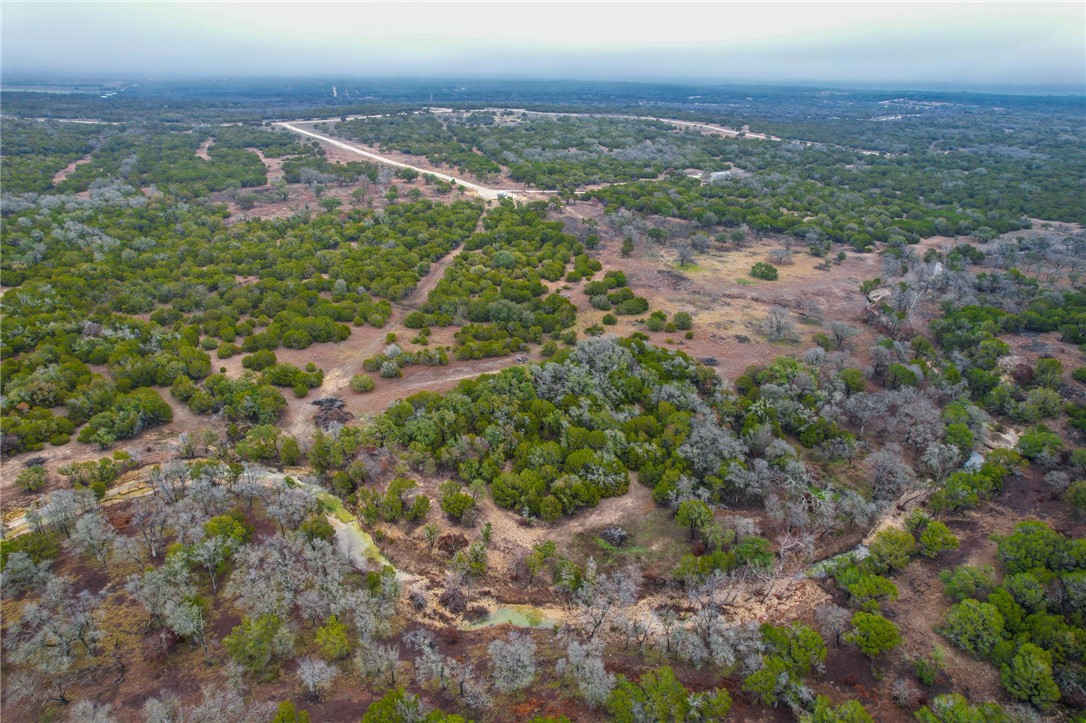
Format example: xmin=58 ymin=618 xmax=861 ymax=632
xmin=50 ymin=152 xmax=93 ymax=184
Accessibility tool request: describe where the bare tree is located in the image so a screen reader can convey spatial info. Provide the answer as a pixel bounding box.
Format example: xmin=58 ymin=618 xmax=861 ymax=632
xmin=555 ymin=637 xmax=614 ymax=708
xmin=866 ymin=444 xmax=916 ymax=502
xmin=488 ymin=633 xmax=537 ymax=692
xmin=148 ymin=460 xmax=189 ymax=503
xmin=769 ymin=248 xmax=794 ymax=264
xmin=8 ymin=577 xmax=105 ymax=708
xmin=575 ymin=560 xmax=641 ymax=640
xmin=761 ymin=307 xmax=798 ymax=342
xmin=815 ymin=603 xmax=852 ymax=647
xmin=70 ymin=513 xmax=119 ymax=570
xmin=828 ymin=321 xmax=860 ymax=350
xmin=130 ymin=498 xmax=171 ymax=562
xmin=1 ymin=551 xmax=52 ymax=595
xmin=183 ymin=684 xmax=274 ymax=723
xmin=165 ymin=599 xmax=208 ymax=659
xmin=355 ymin=641 xmax=400 ymax=688
xmin=126 ymin=556 xmax=195 ymax=631
xmin=297 ymin=657 xmax=337 ymax=700
xmin=922 ymin=442 xmax=964 ymax=483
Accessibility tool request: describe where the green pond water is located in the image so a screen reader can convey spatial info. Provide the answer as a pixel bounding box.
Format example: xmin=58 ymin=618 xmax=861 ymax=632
xmin=465 ymin=604 xmax=560 ymax=630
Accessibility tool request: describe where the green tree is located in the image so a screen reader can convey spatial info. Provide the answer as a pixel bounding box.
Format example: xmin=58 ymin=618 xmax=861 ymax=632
xmin=1067 ymin=479 xmax=1086 ymax=518
xmin=609 ymin=666 xmax=731 ymax=722
xmin=761 ymin=622 xmax=827 ymax=678
xmin=315 ymin=615 xmax=351 ymax=660
xmin=938 ymin=565 xmax=996 ymax=602
xmin=941 ymin=599 xmax=1005 ymax=656
xmin=915 ymin=694 xmax=1011 ymax=723
xmin=743 ymin=655 xmax=794 ymax=707
xmin=270 ymin=701 xmax=311 ymax=723
xmin=866 ymin=528 xmax=915 ymax=573
xmin=223 ymin=613 xmax=283 ymax=673
xmin=846 ymin=612 xmax=901 ymax=670
xmin=802 ymin=695 xmax=874 ymax=723
xmin=439 ymin=480 xmax=476 ymax=522
xmin=1000 ymin=643 xmax=1060 ymax=710
xmin=996 ymin=520 xmax=1065 ymax=574
xmin=675 ymin=499 xmax=712 ymax=539
xmin=919 ymin=521 xmax=960 ymax=558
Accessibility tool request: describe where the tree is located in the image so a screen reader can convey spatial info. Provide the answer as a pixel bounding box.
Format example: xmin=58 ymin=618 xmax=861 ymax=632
xmin=608 ymin=666 xmax=731 ymax=722
xmin=996 ymin=520 xmax=1065 ymax=575
xmin=743 ymin=655 xmax=795 ymax=707
xmin=70 ymin=513 xmax=119 ymax=569
xmin=844 ymin=572 xmax=898 ymax=612
xmin=1000 ymin=643 xmax=1060 ymax=710
xmin=938 ymin=565 xmax=996 ymax=601
xmin=360 ymin=689 xmax=428 ymax=722
xmin=761 ymin=621 xmax=827 ymax=678
xmin=676 ymin=245 xmax=695 ymax=266
xmin=297 ymin=656 xmax=337 ymax=700
xmin=803 ymin=695 xmax=874 ymax=723
xmin=1068 ymin=479 xmax=1086 ymax=519
xmin=941 ymin=599 xmax=1005 ymax=657
xmin=355 ymin=640 xmax=400 ymax=688
xmin=224 ymin=614 xmax=284 ymax=674
xmin=815 ymin=604 xmax=852 ymax=646
xmin=316 ymin=615 xmax=351 ymax=661
xmin=270 ymin=701 xmax=311 ymax=723
xmin=919 ymin=521 xmax=959 ymax=558
xmin=350 ymin=374 xmax=375 ymax=393
xmin=487 ymin=633 xmax=537 ymax=692
xmin=846 ymin=612 xmax=901 ymax=670
xmin=575 ymin=561 xmax=640 ymax=641
xmin=866 ymin=528 xmax=915 ymax=573
xmin=439 ymin=480 xmax=476 ymax=522
xmin=126 ymin=556 xmax=194 ymax=630
xmin=915 ymin=694 xmax=1011 ymax=723
xmin=164 ymin=599 xmax=208 ymax=658
xmin=762 ymin=307 xmax=797 ymax=342
xmin=555 ymin=638 xmax=614 ymax=708
xmin=828 ymin=322 xmax=860 ymax=350
xmin=675 ymin=499 xmax=712 ymax=539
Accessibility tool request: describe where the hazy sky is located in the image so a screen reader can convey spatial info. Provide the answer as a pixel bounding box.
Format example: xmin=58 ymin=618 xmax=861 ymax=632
xmin=3 ymin=1 xmax=1084 ymax=90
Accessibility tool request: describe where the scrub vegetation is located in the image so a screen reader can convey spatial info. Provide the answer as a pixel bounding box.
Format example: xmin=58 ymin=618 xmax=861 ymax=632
xmin=1 ymin=79 xmax=1083 ymax=722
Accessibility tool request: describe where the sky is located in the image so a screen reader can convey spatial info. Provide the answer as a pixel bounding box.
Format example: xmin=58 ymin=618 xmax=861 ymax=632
xmin=2 ymin=1 xmax=1084 ymax=91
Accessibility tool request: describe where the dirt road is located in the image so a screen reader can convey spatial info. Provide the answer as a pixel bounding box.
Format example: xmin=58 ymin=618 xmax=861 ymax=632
xmin=276 ymin=122 xmax=523 ymax=201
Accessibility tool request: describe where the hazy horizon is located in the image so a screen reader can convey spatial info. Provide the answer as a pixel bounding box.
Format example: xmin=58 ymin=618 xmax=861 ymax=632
xmin=3 ymin=1 xmax=1084 ymax=93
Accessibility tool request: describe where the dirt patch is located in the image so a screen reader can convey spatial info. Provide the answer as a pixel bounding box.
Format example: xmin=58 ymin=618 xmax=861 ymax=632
xmin=51 ymin=152 xmax=93 ymax=184
xmin=194 ymin=137 xmax=214 ymax=160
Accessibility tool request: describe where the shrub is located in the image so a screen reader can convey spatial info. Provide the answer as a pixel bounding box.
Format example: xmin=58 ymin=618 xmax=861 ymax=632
xmin=16 ymin=465 xmax=47 ymax=492
xmin=939 ymin=565 xmax=996 ymax=601
xmin=350 ymin=374 xmax=375 ymax=393
xmin=750 ymin=262 xmax=779 ymax=281
xmin=439 ymin=480 xmax=475 ymax=522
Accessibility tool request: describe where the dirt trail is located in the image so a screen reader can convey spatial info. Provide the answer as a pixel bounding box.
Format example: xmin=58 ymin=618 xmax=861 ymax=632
xmin=51 ymin=152 xmax=93 ymax=184
xmin=195 ymin=138 xmax=214 ymax=160
xmin=276 ymin=122 xmax=522 ymax=201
